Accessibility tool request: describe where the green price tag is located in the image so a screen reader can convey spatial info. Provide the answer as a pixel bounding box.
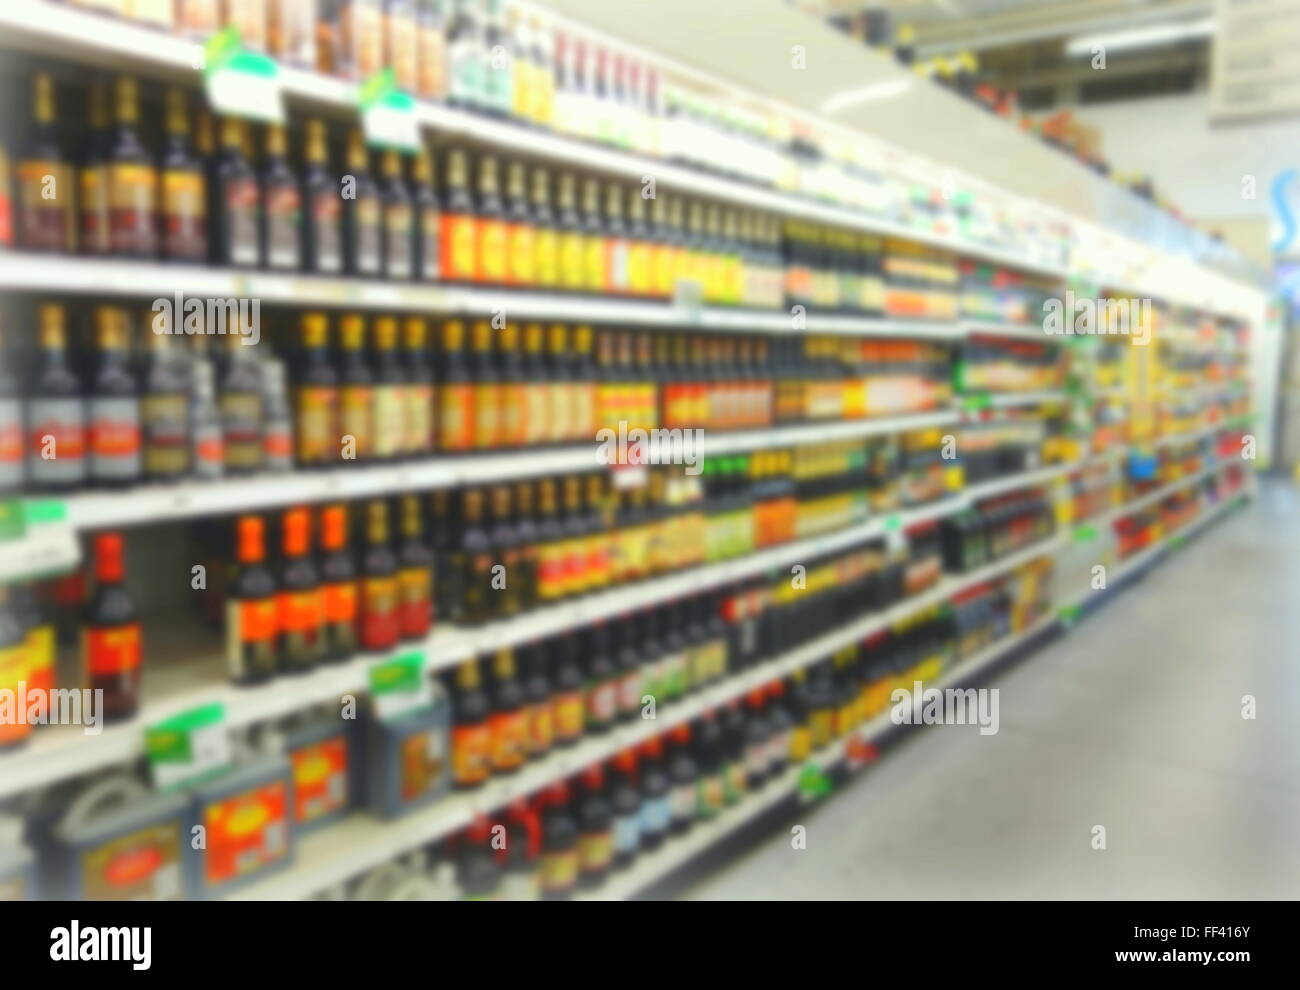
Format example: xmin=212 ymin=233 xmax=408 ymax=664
xmin=883 ymin=514 xmax=902 ymax=532
xmin=370 ymin=651 xmax=432 ymax=720
xmin=359 ymin=69 xmax=420 ymax=152
xmin=23 ymin=499 xmax=67 ymax=526
xmin=797 ymin=763 xmax=833 ymax=802
xmin=1057 ymin=603 xmax=1082 ymax=625
xmin=962 ymin=393 xmax=991 ymax=412
xmin=0 ymin=500 xmax=25 ymax=542
xmin=146 ymin=703 xmax=231 ymax=791
xmin=1073 ymin=524 xmax=1097 ymax=543
xmin=202 ymin=26 xmax=284 ymax=123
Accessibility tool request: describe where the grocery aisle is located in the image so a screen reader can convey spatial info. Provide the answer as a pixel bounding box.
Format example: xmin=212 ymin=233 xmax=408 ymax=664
xmin=681 ymin=484 xmax=1300 ymax=900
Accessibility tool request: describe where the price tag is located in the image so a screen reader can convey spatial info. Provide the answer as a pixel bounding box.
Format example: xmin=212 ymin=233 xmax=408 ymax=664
xmin=1057 ymin=603 xmax=1082 ymax=626
xmin=1073 ymin=524 xmax=1097 ymax=543
xmin=359 ymin=70 xmax=420 ymax=153
xmin=369 ymin=651 xmax=432 ymax=721
xmin=962 ymin=393 xmax=991 ymax=412
xmin=202 ymin=27 xmax=284 ymax=124
xmin=146 ymin=703 xmax=232 ymax=791
xmin=672 ymin=279 xmax=704 ymax=324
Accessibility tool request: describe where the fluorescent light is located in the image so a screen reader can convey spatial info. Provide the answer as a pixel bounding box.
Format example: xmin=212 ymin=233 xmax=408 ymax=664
xmin=1066 ymin=17 xmax=1216 ymax=56
xmin=821 ymin=79 xmax=912 ymax=114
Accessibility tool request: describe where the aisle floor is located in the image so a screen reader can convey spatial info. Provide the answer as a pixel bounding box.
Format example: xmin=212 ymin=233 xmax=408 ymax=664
xmin=681 ymin=485 xmax=1300 ymax=899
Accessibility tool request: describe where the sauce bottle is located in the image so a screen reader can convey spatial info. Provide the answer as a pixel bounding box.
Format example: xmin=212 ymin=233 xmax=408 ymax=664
xmin=556 ymin=172 xmax=585 ymax=291
xmin=278 ymin=507 xmax=324 ymax=673
xmin=189 ymin=352 xmax=225 ymax=480
xmin=570 ymin=325 xmax=597 ymax=439
xmin=87 ymin=307 xmax=142 ymax=488
xmin=219 ymin=329 xmax=265 ymax=474
xmin=28 ymin=304 xmax=86 ymax=492
xmin=487 ymin=485 xmax=521 ymax=617
xmin=160 ymin=87 xmax=207 ymax=262
xmin=519 ymin=640 xmax=553 ymax=760
xmin=604 ymin=181 xmax=630 ymax=294
xmin=436 ymin=319 xmax=474 ymax=453
xmin=380 ymin=150 xmax=414 ymax=280
xmin=338 ymin=314 xmax=375 ymax=464
xmin=80 ymin=534 xmax=141 ymax=721
xmin=549 ymin=633 xmax=585 ymax=746
xmin=530 ymin=167 xmax=560 ymax=290
xmin=496 ymin=323 xmax=526 ymax=448
xmin=538 ymin=783 xmax=579 ymax=900
xmin=358 ymin=499 xmax=400 ymax=653
xmin=446 ymin=0 xmax=487 ymax=111
xmin=451 ymin=657 xmax=491 ymax=789
xmin=626 ymin=186 xmax=652 ymax=297
xmin=666 ymin=724 xmax=698 ymax=834
xmin=396 ymin=494 xmax=434 ymax=641
xmin=212 ymin=116 xmax=262 ymax=268
xmin=637 ymin=737 xmax=671 ymax=850
xmin=512 ymin=480 xmax=540 ymax=610
xmin=533 ymin=478 xmax=565 ymax=603
xmin=440 ymin=147 xmax=478 ymax=282
xmin=402 ymin=318 xmax=435 ymax=459
xmin=370 ymin=317 xmax=406 ymax=462
xmin=0 ymin=321 xmax=23 ymax=494
xmin=294 ymin=313 xmax=338 ymax=468
xmin=504 ymin=161 xmax=535 ymax=287
xmin=488 ymin=647 xmax=526 ymax=775
xmin=140 ymin=320 xmax=190 ymax=483
xmin=411 ymin=148 xmax=441 ymax=282
xmin=259 ymin=360 xmax=294 ymax=473
xmin=520 ymin=324 xmax=549 ymax=448
xmin=79 ymin=80 xmax=111 ymax=256
xmin=469 ymin=319 xmax=500 ymax=451
xmin=609 ymin=752 xmax=643 ymax=868
xmin=0 ymin=589 xmax=33 ymax=748
xmin=450 ymin=487 xmax=491 ymax=624
xmin=227 ymin=516 xmax=279 ymax=684
xmin=319 ymin=504 xmax=359 ymax=662
xmin=343 ymin=128 xmax=382 ymax=277
xmin=302 ymin=119 xmax=343 ymax=275
xmin=582 ymin=621 xmax=617 ymax=734
xmin=476 ymin=154 xmax=508 ymax=285
xmin=576 ymin=765 xmax=614 ymax=889
xmin=19 ymin=72 xmax=75 ymax=253
xmin=544 ymin=324 xmax=572 ymax=444
xmin=613 ymin=616 xmax=643 ymax=723
xmin=261 ymin=123 xmax=302 ymax=271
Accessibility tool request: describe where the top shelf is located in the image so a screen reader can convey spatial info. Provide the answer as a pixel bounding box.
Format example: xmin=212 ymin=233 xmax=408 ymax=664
xmin=0 ymin=1 xmax=1068 ymax=279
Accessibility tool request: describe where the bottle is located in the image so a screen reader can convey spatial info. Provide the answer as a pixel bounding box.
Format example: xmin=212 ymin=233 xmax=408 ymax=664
xmin=743 ymin=688 xmax=772 ymax=789
xmin=613 ymin=616 xmax=643 ymax=723
xmin=140 ymin=321 xmax=190 ymax=482
xmin=451 ymin=658 xmax=492 ymax=789
xmin=530 ymin=167 xmax=560 ymax=290
xmin=380 ymin=151 xmax=414 ymax=280
xmin=520 ymin=324 xmax=549 ymax=448
xmin=604 ymin=181 xmax=630 ymax=294
xmin=319 ymin=504 xmax=359 ymax=662
xmin=439 ymin=148 xmax=478 ymax=282
xmin=87 ymin=307 xmax=142 ymax=488
xmin=436 ymin=320 xmax=474 ymax=452
xmin=576 ymin=765 xmax=614 ymax=889
xmin=27 ymin=304 xmax=87 ymax=491
xmin=227 ymin=516 xmax=279 ymax=684
xmin=302 ymin=119 xmax=343 ymax=274
xmin=500 ymin=801 xmax=541 ymax=901
xmin=105 ymin=76 xmax=159 ymax=258
xmin=212 ymin=116 xmax=262 ymax=267
xmin=446 ymin=0 xmax=486 ymax=110
xmin=82 ymin=534 xmax=142 ymax=722
xmin=476 ymin=154 xmax=507 ymax=284
xmin=488 ymin=648 xmax=526 ymax=775
xmin=666 ymin=724 xmax=698 ymax=834
xmin=159 ymin=88 xmax=206 ymax=262
xmin=504 ymin=161 xmax=535 ymax=286
xmin=470 ymin=319 xmax=500 ymax=450
xmin=556 ymin=172 xmax=584 ymax=291
xmin=294 ymin=313 xmax=338 ymax=468
xmin=19 ymin=72 xmax=75 ymax=252
xmin=527 ymin=17 xmax=555 ymax=127
xmin=549 ymin=633 xmax=585 ymax=746
xmin=496 ymin=322 xmax=526 ymax=448
xmin=512 ymin=480 xmax=540 ymax=610
xmin=0 ymin=320 xmax=24 ymax=493
xmin=386 ymin=0 xmax=420 ymax=92
xmin=533 ymin=478 xmax=565 ymax=603
xmin=570 ymin=325 xmax=597 ymax=440
xmin=450 ymin=487 xmax=491 ymax=624
xmin=15 ymin=585 xmax=54 ymax=736
xmin=261 ymin=124 xmax=302 ymax=271
xmin=638 ymin=737 xmax=671 ymax=850
xmin=519 ymin=640 xmax=553 ymax=760
xmin=402 ymin=318 xmax=435 ymax=458
xmin=190 ymin=352 xmax=225 ymax=480
xmin=538 ymin=784 xmax=580 ymax=901
xmin=609 ymin=753 xmax=642 ymax=869
xmin=0 ymin=588 xmax=32 ymax=748
xmin=358 ymin=499 xmax=400 ymax=653
xmin=396 ymin=494 xmax=434 ymax=641
xmin=580 ymin=178 xmax=608 ymax=293
xmin=338 ymin=314 xmax=375 ymax=464
xmin=219 ymin=330 xmax=265 ymax=474
xmin=79 ymin=80 xmax=112 ymax=256
xmin=582 ymin=622 xmax=618 ymax=734
xmin=411 ymin=148 xmax=441 ymax=282
xmin=693 ymin=713 xmax=725 ymax=819
xmin=260 ymin=360 xmax=294 ymax=472
xmin=481 ymin=0 xmax=513 ymax=116
xmin=544 ymin=324 xmax=572 ymax=444
xmin=487 ymin=485 xmax=521 ymax=617
xmin=371 ymin=317 xmax=406 ymax=461
xmin=343 ymin=129 xmax=382 ymax=277
xmin=417 ymin=0 xmax=450 ymax=102
xmin=278 ymin=507 xmax=324 ymax=673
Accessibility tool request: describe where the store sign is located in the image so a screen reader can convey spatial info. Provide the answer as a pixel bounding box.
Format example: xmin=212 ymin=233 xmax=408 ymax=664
xmin=146 ymin=703 xmax=232 ymax=790
xmin=1209 ymin=0 xmax=1300 ymax=123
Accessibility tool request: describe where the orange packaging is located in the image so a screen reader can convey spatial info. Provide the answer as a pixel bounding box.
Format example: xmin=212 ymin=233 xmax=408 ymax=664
xmin=451 ymin=723 xmax=492 ymax=787
xmin=201 ymin=779 xmax=290 ymax=886
xmin=440 ymin=212 xmax=479 ymax=282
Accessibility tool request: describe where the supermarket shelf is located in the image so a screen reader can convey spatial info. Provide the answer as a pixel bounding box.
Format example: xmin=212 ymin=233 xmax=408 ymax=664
xmin=967 ymin=390 xmax=1069 ymax=410
xmin=0 ymin=1 xmax=1067 ymax=280
xmin=962 ymin=321 xmax=1053 ymax=342
xmin=0 ymin=488 xmax=972 ymax=800
xmin=1079 ymin=459 xmax=1229 ymax=534
xmin=584 ymin=606 xmax=1063 ymax=901
xmin=1152 ymin=418 xmax=1250 ymax=449
xmin=230 ymin=533 xmax=1066 ymax=900
xmin=9 ymin=411 xmax=959 ymax=538
xmin=960 ymin=461 xmax=1075 ymax=502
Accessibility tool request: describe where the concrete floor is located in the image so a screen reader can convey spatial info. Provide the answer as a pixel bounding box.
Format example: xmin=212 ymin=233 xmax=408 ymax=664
xmin=683 ymin=484 xmax=1300 ymax=899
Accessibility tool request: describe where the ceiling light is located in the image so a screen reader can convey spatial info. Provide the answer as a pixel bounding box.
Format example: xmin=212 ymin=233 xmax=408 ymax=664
xmin=1066 ymin=17 xmax=1216 ymax=56
xmin=821 ymin=79 xmax=913 ymax=114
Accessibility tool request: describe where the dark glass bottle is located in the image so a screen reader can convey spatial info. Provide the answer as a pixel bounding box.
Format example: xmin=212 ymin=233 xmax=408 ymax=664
xmin=212 ymin=116 xmax=262 ymax=268
xmin=451 ymin=487 xmax=493 ymax=625
xmin=319 ymin=503 xmax=359 ymax=662
xmin=27 ymin=304 xmax=86 ymax=491
xmin=582 ymin=621 xmax=618 ymax=734
xmin=488 ymin=485 xmax=522 ymax=617
xmin=278 ymin=507 xmax=324 ymax=673
xmin=609 ymin=752 xmax=642 ymax=869
xmin=217 ymin=329 xmax=265 ymax=475
xmin=18 ymin=72 xmax=75 ymax=253
xmin=380 ymin=150 xmax=414 ymax=280
xmin=294 ymin=312 xmax=338 ymax=468
xmin=451 ymin=657 xmax=492 ymax=789
xmin=140 ymin=323 xmax=190 ymax=483
xmin=226 ymin=516 xmax=279 ymax=685
xmin=358 ymin=499 xmax=400 ymax=653
xmin=261 ymin=123 xmax=302 ymax=271
xmin=488 ymin=647 xmax=527 ymax=775
xmin=343 ymin=128 xmax=382 ymax=277
xmin=412 ymin=147 xmax=441 ymax=282
xmin=301 ymin=119 xmax=343 ymax=274
xmin=86 ymin=306 xmax=141 ymax=488
xmin=538 ymin=784 xmax=579 ymax=901
xmin=549 ymin=632 xmax=585 ymax=747
xmin=160 ymin=87 xmax=207 ymax=262
xmin=397 ymin=494 xmax=434 ymax=642
xmin=83 ymin=533 xmax=142 ymax=721
xmin=575 ymin=765 xmax=614 ymax=889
